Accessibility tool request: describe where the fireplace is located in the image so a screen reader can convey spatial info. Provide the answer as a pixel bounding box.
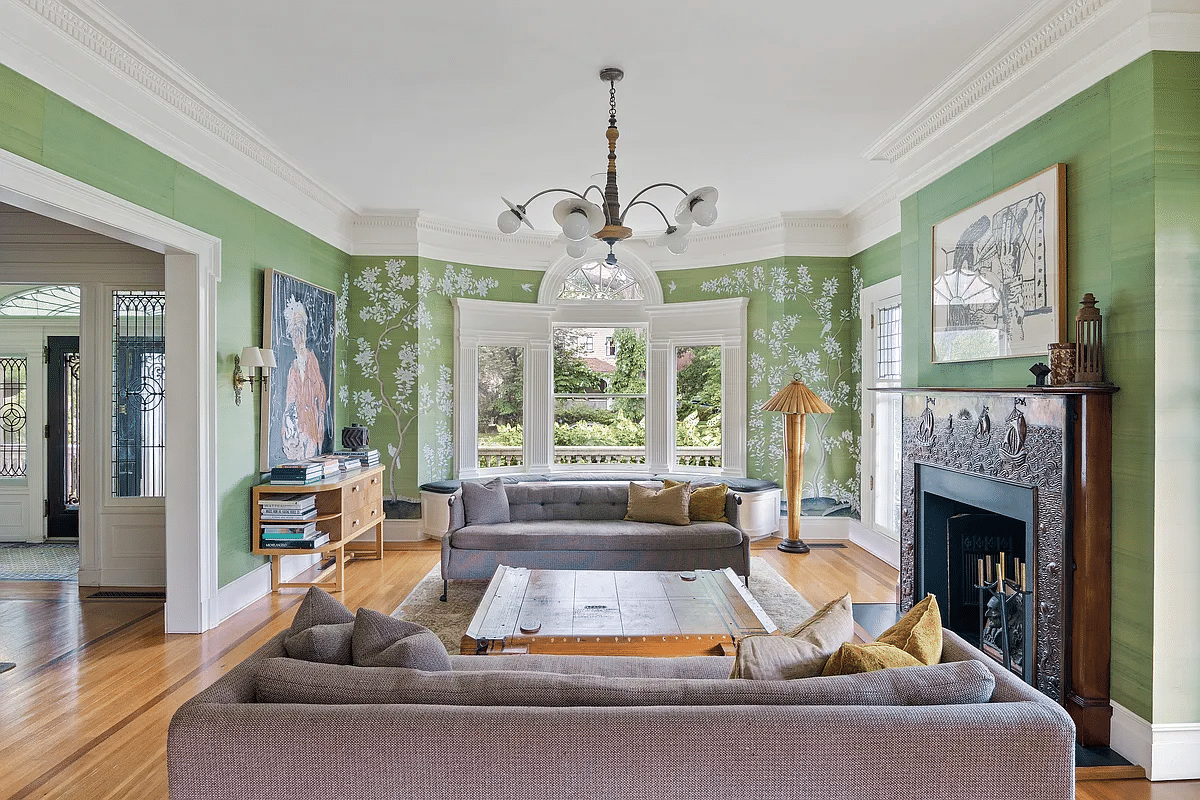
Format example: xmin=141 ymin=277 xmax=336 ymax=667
xmin=900 ymin=387 xmax=1116 ymax=746
xmin=916 ymin=465 xmax=1035 ymax=684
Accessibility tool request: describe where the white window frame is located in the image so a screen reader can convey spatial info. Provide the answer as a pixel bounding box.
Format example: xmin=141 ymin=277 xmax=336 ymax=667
xmin=860 ymin=276 xmax=902 ymax=543
xmin=453 ymin=291 xmax=747 ymax=478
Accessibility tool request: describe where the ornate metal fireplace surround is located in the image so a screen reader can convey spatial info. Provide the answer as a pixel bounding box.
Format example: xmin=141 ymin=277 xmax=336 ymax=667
xmin=900 ymin=387 xmax=1116 ymax=746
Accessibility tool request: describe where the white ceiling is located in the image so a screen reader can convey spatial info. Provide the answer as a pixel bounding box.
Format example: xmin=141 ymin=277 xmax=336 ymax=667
xmin=96 ymin=0 xmax=1036 ymax=231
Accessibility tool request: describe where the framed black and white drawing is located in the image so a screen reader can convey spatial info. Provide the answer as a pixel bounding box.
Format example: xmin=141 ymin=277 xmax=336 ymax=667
xmin=931 ymin=164 xmax=1066 ymax=364
xmin=259 ymin=269 xmax=336 ymax=471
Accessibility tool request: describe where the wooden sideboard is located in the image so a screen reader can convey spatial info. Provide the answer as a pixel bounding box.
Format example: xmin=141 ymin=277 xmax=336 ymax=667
xmin=252 ymin=466 xmax=385 ymax=592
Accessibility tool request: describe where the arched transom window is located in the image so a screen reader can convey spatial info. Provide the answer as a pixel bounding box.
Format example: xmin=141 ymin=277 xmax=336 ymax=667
xmin=0 ymin=286 xmax=81 ymax=316
xmin=557 ymin=260 xmax=644 ymax=301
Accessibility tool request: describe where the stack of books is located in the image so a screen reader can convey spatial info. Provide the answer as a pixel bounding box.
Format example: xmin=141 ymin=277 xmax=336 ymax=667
xmin=309 ymin=455 xmax=342 ymax=478
xmin=259 ymin=522 xmax=330 ymax=549
xmin=334 ymin=448 xmax=380 ymax=468
xmin=258 ymin=493 xmax=317 ymax=522
xmin=270 ymin=461 xmax=325 ymax=485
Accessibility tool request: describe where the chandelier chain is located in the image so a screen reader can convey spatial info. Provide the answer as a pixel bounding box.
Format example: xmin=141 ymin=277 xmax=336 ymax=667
xmin=609 ymin=80 xmax=618 ymax=126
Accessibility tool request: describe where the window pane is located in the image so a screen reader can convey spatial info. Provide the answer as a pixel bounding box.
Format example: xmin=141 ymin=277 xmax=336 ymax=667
xmin=477 ymin=345 xmax=523 ymax=469
xmin=0 ymin=357 xmax=27 ymax=477
xmin=876 ymin=302 xmax=901 ymax=382
xmin=874 ymin=391 xmax=902 ymax=535
xmin=554 ymin=326 xmax=646 ymax=466
xmin=112 ymin=291 xmax=166 ymax=497
xmin=675 ymin=345 xmax=721 ymax=469
xmin=554 ymin=397 xmax=645 ymax=466
xmin=557 ymin=261 xmax=644 ymax=300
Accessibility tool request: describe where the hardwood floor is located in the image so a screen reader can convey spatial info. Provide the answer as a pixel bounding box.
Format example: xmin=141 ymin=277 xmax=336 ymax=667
xmin=0 ymin=539 xmax=1192 ymax=799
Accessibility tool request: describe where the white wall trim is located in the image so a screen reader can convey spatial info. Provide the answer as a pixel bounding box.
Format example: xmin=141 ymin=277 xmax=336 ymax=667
xmin=1110 ymin=702 xmax=1200 ymax=781
xmin=865 ymin=0 xmax=1200 ymax=200
xmin=0 ymin=0 xmax=356 ymax=251
xmin=849 ymin=519 xmax=902 ymax=570
xmin=214 ymin=553 xmax=319 ymax=623
xmin=0 ymin=147 xmax=220 ymax=633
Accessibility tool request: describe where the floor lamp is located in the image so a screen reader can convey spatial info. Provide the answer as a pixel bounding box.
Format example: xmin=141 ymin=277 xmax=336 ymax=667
xmin=762 ymin=376 xmax=834 ymax=554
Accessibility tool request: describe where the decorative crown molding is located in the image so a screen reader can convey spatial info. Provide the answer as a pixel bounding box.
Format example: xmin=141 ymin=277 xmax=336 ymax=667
xmin=863 ymin=0 xmax=1115 ymax=165
xmin=11 ymin=0 xmax=356 ymax=218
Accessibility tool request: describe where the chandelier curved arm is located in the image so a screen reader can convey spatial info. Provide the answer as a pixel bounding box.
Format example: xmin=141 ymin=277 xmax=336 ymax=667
xmin=620 ymin=199 xmax=673 ymax=229
xmin=618 ymin=182 xmax=689 ymax=224
xmin=517 ymin=187 xmax=593 ymax=208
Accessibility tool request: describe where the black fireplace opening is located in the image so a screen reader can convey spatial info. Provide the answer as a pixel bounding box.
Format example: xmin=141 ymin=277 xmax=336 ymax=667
xmin=915 ymin=464 xmax=1036 ymax=683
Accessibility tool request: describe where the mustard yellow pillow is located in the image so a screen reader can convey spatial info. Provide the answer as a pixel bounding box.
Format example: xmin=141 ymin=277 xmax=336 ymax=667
xmin=821 ymin=642 xmax=923 ymax=675
xmin=876 ymin=593 xmax=943 ymax=666
xmin=663 ymin=479 xmax=728 ymax=523
xmin=625 ymin=482 xmax=690 ymax=525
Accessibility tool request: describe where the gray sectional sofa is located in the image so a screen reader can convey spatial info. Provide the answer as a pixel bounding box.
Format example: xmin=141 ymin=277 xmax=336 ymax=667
xmin=439 ymin=480 xmax=750 ymax=599
xmin=166 ymin=628 xmax=1076 ymax=800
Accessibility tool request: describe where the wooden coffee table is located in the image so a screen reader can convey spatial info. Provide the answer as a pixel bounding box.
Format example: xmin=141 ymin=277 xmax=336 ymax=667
xmin=461 ymin=565 xmax=778 ymax=656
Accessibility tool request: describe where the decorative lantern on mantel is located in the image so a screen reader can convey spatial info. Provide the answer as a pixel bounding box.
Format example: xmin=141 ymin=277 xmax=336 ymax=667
xmin=1074 ymin=293 xmax=1104 ymax=383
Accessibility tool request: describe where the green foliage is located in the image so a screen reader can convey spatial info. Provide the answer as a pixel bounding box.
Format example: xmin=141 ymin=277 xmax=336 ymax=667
xmin=553 ymin=328 xmax=599 ymax=393
xmin=675 ymin=411 xmax=722 ymax=447
xmin=676 ymin=345 xmax=721 ymax=423
xmin=610 ymin=328 xmax=647 ymax=421
xmin=477 ymin=346 xmax=524 ymax=429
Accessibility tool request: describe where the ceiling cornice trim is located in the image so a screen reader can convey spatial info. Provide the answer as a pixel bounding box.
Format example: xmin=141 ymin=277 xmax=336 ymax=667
xmin=3 ymin=0 xmax=356 ymax=250
xmin=863 ymin=0 xmax=1117 ymax=165
xmin=16 ymin=0 xmax=357 ymax=216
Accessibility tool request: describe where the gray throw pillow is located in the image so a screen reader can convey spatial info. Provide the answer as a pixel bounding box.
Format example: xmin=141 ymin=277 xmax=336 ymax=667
xmin=461 ymin=478 xmax=510 ymax=525
xmin=351 ymin=607 xmax=452 ymax=671
xmin=288 ymin=586 xmax=356 ymax=636
xmin=255 ymin=658 xmax=996 ymax=707
xmin=730 ymin=593 xmax=853 ymax=679
xmin=283 ymin=621 xmax=354 ymax=664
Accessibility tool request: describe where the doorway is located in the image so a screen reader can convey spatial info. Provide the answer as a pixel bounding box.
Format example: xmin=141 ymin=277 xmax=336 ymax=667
xmin=45 ymin=335 xmax=80 ymax=540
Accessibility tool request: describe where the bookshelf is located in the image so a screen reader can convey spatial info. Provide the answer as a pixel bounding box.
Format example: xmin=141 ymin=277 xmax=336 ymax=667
xmin=252 ymin=465 xmax=385 ymax=592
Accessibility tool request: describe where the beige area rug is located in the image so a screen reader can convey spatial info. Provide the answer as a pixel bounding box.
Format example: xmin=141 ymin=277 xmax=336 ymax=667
xmin=393 ymin=557 xmax=815 ymax=654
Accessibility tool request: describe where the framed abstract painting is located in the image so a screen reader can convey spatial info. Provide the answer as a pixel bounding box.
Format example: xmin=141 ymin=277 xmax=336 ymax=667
xmin=259 ymin=269 xmax=337 ymax=471
xmin=931 ymin=163 xmax=1066 ymax=363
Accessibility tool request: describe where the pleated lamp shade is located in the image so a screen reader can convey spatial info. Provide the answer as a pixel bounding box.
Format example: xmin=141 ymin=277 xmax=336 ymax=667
xmin=762 ymin=379 xmax=834 ymax=415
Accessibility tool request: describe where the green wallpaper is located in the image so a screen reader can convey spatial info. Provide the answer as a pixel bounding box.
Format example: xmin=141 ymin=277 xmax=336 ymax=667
xmin=340 ymin=256 xmax=541 ymax=506
xmin=0 ymin=63 xmax=350 ymax=588
xmin=660 ymin=258 xmax=860 ymax=513
xmin=899 ymin=54 xmax=1168 ymax=720
xmin=853 ymin=234 xmax=901 ymax=289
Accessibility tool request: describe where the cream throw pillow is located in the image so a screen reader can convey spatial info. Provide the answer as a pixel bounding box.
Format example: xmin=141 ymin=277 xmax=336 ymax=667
xmin=624 ymin=482 xmax=690 ymax=526
xmin=730 ymin=592 xmax=853 ymax=679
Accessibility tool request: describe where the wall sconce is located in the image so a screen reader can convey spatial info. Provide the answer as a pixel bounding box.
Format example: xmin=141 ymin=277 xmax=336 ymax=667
xmin=233 ymin=346 xmax=276 ymax=406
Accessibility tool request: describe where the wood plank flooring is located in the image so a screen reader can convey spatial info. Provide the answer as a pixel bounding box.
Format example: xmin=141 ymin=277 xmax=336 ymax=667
xmin=0 ymin=540 xmax=1192 ymax=799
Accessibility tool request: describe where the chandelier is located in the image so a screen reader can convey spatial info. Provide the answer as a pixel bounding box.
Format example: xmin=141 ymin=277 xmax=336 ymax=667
xmin=496 ymin=67 xmax=719 ymax=264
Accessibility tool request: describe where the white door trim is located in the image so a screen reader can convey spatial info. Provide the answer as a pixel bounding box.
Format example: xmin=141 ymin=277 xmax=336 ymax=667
xmin=0 ymin=147 xmax=221 ymax=633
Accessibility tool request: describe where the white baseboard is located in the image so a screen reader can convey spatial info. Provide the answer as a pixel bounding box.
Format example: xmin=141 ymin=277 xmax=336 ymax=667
xmin=1111 ymin=702 xmax=1200 ymax=781
xmin=848 ymin=520 xmax=901 ymax=570
xmin=215 ymin=553 xmax=319 ymax=624
xmin=383 ymin=519 xmax=425 ymax=542
xmin=774 ymin=516 xmax=849 ymax=541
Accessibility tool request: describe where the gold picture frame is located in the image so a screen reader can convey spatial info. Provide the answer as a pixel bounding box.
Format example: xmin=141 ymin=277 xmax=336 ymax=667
xmin=931 ymin=163 xmax=1067 ymax=364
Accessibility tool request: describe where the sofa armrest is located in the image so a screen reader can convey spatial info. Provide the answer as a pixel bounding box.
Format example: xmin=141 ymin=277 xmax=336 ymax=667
xmin=447 ymin=489 xmax=465 ymax=534
xmin=177 ymin=632 xmax=287 ymax=707
xmin=724 ymin=490 xmax=741 ymax=527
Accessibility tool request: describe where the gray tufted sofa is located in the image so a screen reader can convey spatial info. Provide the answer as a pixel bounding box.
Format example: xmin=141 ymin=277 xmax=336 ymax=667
xmin=166 ymin=629 xmax=1077 ymax=800
xmin=439 ymin=480 xmax=750 ymax=599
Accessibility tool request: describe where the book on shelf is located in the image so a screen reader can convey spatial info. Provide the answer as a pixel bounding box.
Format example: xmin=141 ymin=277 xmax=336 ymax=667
xmin=259 ymin=508 xmax=318 ymax=521
xmin=333 ymin=449 xmax=380 ymax=466
xmin=268 ymin=477 xmax=324 ymax=485
xmin=259 ymin=532 xmax=330 ymax=549
xmin=258 ymin=493 xmax=317 ymax=508
xmin=261 ymin=522 xmax=317 ymax=533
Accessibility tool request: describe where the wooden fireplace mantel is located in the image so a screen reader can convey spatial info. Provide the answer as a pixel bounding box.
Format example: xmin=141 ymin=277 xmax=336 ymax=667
xmin=899 ymin=385 xmax=1117 ymax=746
